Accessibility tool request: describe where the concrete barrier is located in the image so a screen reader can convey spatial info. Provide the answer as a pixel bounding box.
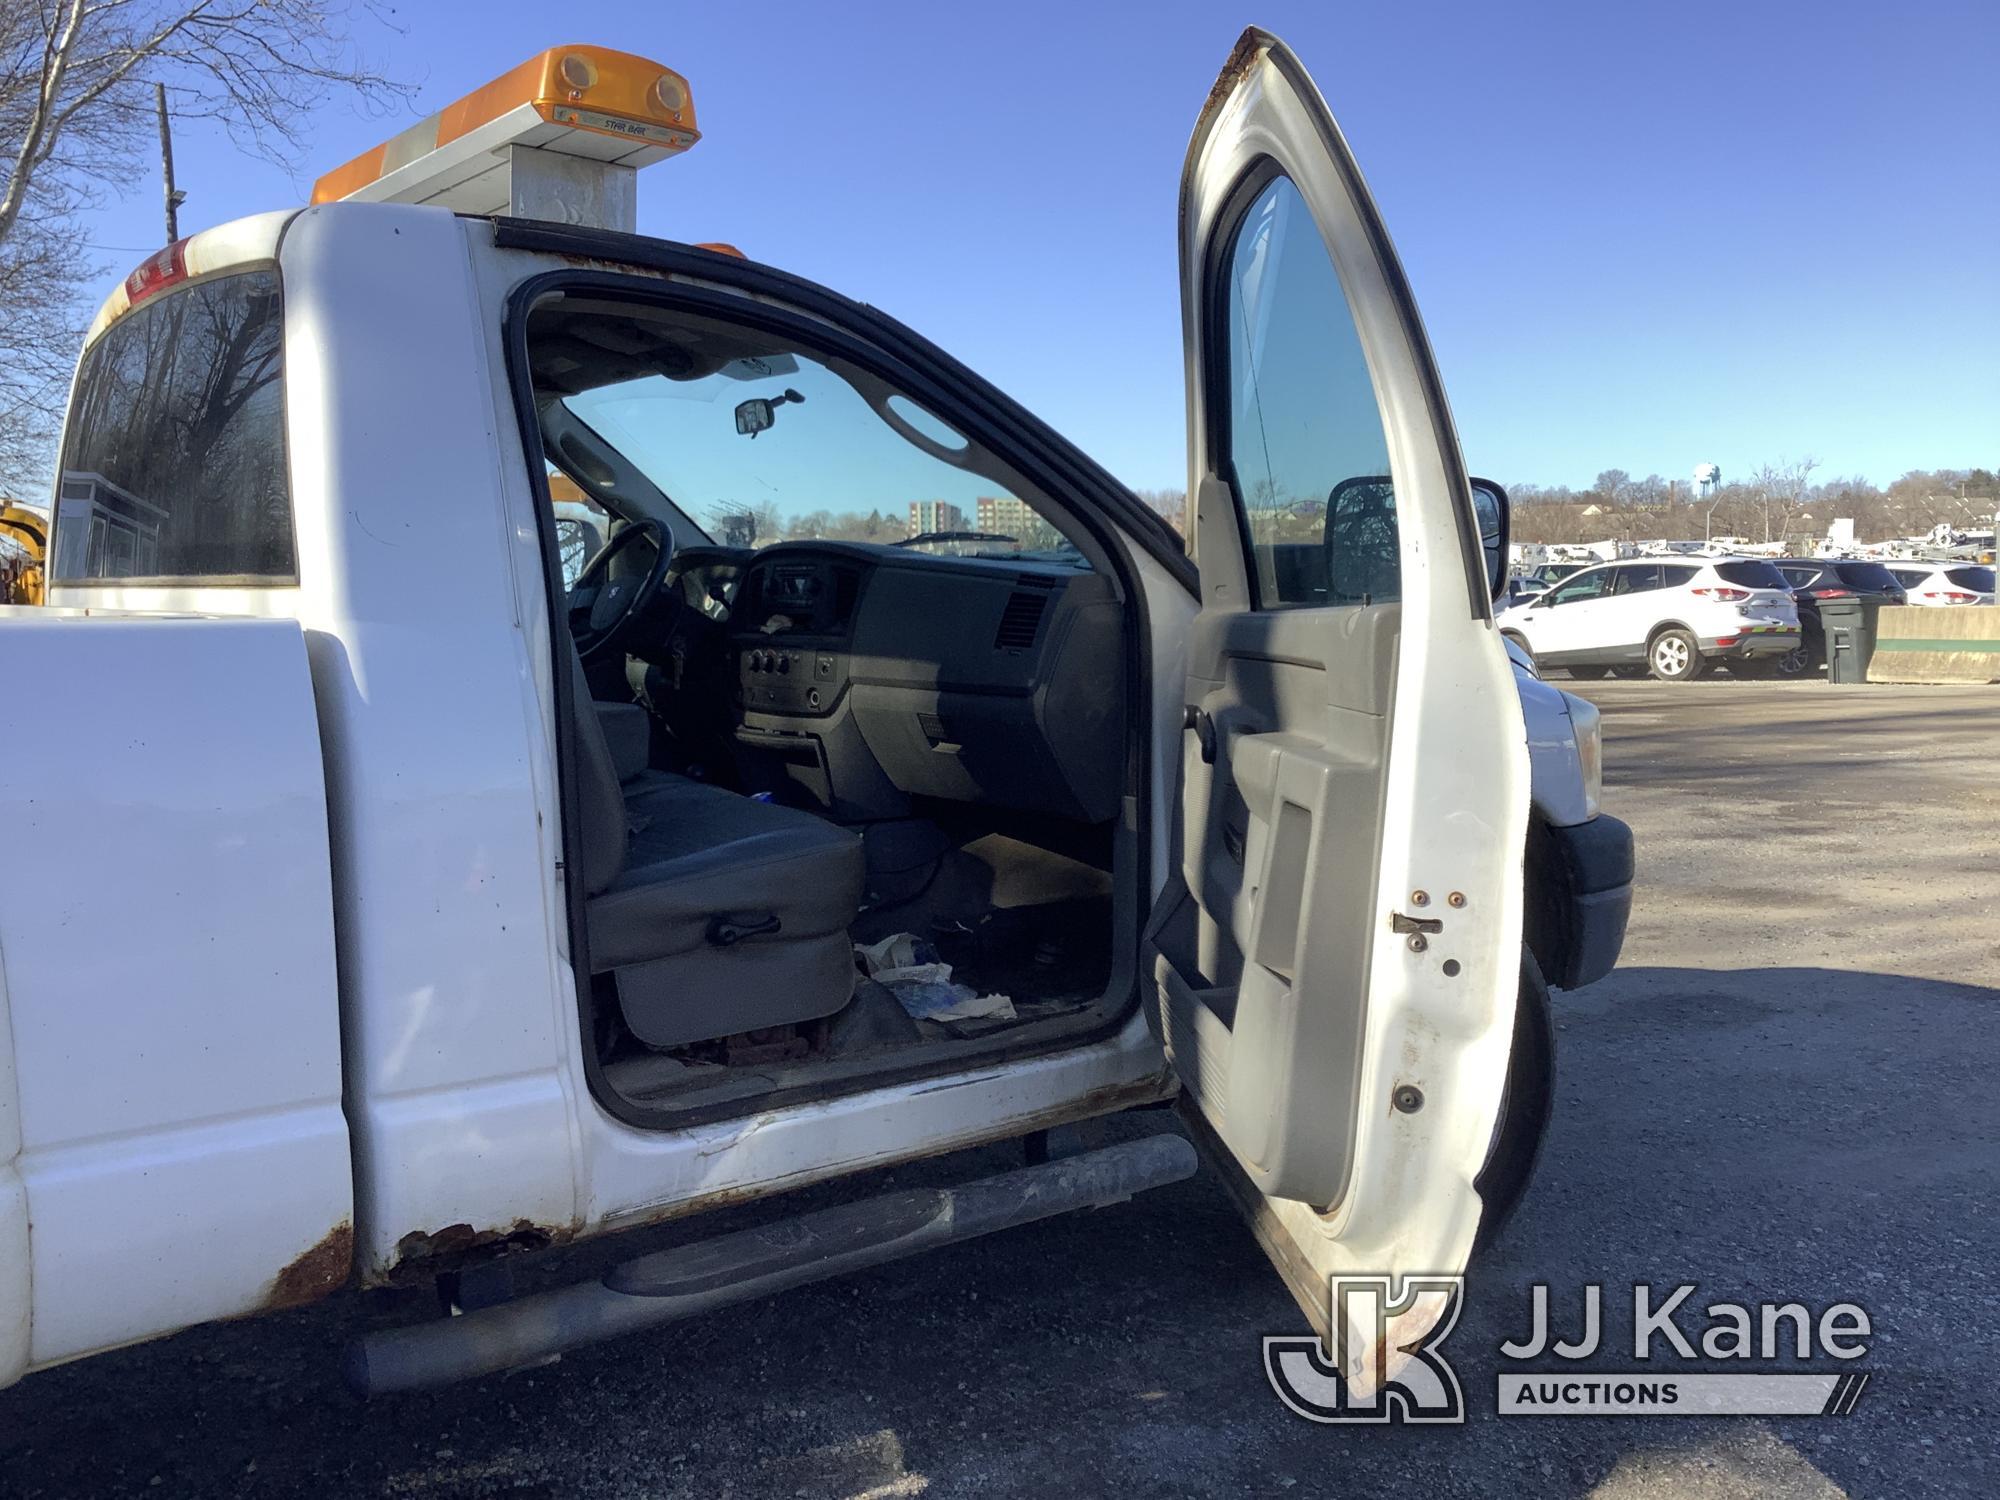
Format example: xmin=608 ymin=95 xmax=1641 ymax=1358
xmin=1866 ymin=604 xmax=2000 ymax=684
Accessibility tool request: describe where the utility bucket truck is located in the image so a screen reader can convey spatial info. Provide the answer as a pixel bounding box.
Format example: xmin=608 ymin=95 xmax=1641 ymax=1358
xmin=0 ymin=33 xmax=1629 ymax=1397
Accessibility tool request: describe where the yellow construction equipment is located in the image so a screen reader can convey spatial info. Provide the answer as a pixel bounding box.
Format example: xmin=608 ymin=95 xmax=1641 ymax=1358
xmin=0 ymin=501 xmax=46 ymax=605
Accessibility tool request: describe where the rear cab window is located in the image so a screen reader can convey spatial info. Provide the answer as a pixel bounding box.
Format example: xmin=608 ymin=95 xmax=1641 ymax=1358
xmin=1712 ymin=560 xmax=1788 ymax=590
xmin=52 ymin=270 xmax=293 ymax=585
xmin=1830 ymin=562 xmax=1901 ymax=592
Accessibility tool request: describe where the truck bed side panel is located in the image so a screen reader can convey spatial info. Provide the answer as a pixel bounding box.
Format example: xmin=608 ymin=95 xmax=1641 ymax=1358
xmin=0 ymin=609 xmax=350 ymax=1371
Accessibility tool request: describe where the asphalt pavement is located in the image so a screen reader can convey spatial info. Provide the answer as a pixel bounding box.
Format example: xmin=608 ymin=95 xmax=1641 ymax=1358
xmin=2 ymin=679 xmax=1994 ymax=1498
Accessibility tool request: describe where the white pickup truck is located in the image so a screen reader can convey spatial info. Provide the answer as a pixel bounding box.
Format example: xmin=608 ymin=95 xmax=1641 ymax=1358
xmin=0 ymin=31 xmax=1629 ymax=1398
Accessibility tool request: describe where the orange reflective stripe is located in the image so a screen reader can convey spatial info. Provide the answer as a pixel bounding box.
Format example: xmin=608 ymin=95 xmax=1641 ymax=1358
xmin=433 ymin=51 xmax=554 ymax=149
xmin=311 ymin=142 xmax=390 ymax=205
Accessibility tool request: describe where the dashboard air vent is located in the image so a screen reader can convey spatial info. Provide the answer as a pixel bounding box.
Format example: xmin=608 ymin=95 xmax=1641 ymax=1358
xmin=994 ymin=588 xmax=1050 ymax=651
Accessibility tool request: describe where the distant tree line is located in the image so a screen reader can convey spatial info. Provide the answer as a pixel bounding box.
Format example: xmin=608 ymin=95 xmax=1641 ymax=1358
xmin=709 ymin=501 xmax=898 ymax=548
xmin=1127 ymin=465 xmax=1998 ymax=548
xmin=706 ymin=501 xmax=1069 ymax=551
xmin=1507 ymin=462 xmax=1997 ymax=546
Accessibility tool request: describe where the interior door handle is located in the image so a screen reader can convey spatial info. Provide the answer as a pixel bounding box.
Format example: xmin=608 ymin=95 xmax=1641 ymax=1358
xmin=1182 ymin=705 xmax=1217 ymax=764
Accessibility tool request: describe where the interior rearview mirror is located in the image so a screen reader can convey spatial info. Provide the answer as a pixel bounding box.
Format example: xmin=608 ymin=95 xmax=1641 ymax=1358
xmin=1470 ymin=476 xmax=1509 ymax=603
xmin=734 ymin=387 xmax=805 ymax=439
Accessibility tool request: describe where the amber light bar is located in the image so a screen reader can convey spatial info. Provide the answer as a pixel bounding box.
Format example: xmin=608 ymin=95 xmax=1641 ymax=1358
xmin=310 ymin=46 xmax=699 ymax=226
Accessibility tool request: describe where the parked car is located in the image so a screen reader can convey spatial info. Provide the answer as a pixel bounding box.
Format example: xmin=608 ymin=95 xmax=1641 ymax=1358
xmin=1773 ymin=559 xmax=1907 ymax=676
xmin=0 ymin=32 xmax=1632 ymax=1397
xmin=1497 ymin=557 xmax=1800 ymax=681
xmin=1881 ymin=561 xmax=1996 ymax=607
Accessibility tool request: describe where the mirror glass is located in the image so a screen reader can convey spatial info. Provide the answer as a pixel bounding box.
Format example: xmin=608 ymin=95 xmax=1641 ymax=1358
xmin=734 ymin=398 xmax=774 ymax=437
xmin=1470 ymin=478 xmax=1509 ymax=601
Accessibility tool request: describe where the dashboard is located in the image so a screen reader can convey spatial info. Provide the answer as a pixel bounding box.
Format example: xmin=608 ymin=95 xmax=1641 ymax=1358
xmin=720 ymin=541 xmax=1124 ymax=824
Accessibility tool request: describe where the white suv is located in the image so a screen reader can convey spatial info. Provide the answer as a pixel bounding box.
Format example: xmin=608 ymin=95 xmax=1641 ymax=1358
xmin=1882 ymin=561 xmax=1996 ymax=607
xmin=1497 ymin=556 xmax=1801 ymax=681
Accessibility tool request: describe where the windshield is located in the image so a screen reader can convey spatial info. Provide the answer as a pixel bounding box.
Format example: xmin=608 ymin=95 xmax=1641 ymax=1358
xmin=529 ymin=302 xmax=1083 ymax=566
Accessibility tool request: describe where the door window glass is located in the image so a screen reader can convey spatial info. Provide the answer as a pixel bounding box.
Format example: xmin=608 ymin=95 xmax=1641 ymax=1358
xmin=1611 ymin=563 xmax=1661 ymax=595
xmin=1661 ymin=564 xmax=1699 ymax=587
xmin=546 ymin=469 xmax=609 ymax=588
xmin=1544 ymin=568 xmax=1611 ymax=607
xmin=1220 ymin=174 xmax=1395 ymax=608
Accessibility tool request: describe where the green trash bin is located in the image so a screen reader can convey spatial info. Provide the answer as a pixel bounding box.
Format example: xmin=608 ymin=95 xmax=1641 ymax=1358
xmin=1821 ymin=595 xmax=1885 ymax=684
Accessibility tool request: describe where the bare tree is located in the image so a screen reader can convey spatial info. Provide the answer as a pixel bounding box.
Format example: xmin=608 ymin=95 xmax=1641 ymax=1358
xmin=1750 ymin=457 xmax=1819 ymax=544
xmin=1130 ymin=486 xmax=1186 ymax=537
xmin=0 ymin=2 xmax=408 ymax=488
xmin=1 ymin=2 xmax=407 ymax=245
xmin=0 ymin=211 xmax=85 ymax=483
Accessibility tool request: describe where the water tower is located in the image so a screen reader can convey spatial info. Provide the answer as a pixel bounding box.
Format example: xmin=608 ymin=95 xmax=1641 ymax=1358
xmin=1693 ymin=463 xmax=1721 ymax=502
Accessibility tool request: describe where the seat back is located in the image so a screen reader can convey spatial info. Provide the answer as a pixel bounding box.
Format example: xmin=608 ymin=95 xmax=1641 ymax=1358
xmin=566 ymin=640 xmax=628 ymax=895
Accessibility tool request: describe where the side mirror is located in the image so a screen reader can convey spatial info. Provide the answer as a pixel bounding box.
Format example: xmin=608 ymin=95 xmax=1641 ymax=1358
xmin=734 ymin=387 xmax=805 ymax=439
xmin=1470 ymin=476 xmax=1509 ymax=603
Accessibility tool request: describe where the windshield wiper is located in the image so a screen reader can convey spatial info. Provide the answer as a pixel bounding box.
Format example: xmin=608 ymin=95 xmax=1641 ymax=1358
xmin=893 ymin=530 xmax=1020 ymax=548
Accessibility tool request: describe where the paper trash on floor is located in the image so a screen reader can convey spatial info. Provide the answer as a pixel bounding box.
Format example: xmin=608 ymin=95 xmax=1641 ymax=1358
xmin=855 ymin=933 xmax=1017 ymax=1024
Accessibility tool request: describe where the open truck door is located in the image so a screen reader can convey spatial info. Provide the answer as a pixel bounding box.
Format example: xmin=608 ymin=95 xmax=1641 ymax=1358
xmin=1152 ymin=29 xmax=1529 ymax=1400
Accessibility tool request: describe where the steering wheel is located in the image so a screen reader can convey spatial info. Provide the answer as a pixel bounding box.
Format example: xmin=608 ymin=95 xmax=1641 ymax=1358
xmin=567 ymin=518 xmax=674 ymax=664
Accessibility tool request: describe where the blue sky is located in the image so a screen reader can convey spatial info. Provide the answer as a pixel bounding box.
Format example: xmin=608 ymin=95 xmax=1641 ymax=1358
xmin=74 ymin=0 xmax=2000 ymax=491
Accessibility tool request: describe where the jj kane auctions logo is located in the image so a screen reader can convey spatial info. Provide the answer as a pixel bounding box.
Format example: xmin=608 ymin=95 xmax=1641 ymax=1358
xmin=1268 ymin=1277 xmax=1874 ymax=1422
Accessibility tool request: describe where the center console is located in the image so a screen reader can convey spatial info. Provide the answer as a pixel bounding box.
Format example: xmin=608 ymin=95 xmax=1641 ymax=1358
xmin=726 ymin=541 xmax=1124 ymax=826
xmin=733 ymin=556 xmax=862 ymax=717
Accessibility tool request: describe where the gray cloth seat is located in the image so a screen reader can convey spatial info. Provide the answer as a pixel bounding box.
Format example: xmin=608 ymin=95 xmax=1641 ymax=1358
xmin=570 ymin=650 xmax=863 ymax=1048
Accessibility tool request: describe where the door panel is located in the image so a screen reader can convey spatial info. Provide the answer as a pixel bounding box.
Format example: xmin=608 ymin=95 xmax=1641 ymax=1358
xmin=1603 ymin=564 xmax=1663 ymax=654
xmin=1171 ymin=609 xmax=1396 ymax=1205
xmin=1531 ymin=569 xmax=1611 ymax=660
xmin=1155 ymin=28 xmax=1529 ymax=1382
